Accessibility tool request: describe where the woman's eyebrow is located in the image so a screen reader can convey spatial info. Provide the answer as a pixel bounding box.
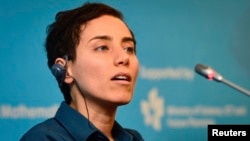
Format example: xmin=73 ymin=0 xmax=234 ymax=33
xmin=88 ymin=35 xmax=112 ymax=43
xmin=122 ymin=37 xmax=135 ymax=44
xmin=88 ymin=35 xmax=135 ymax=44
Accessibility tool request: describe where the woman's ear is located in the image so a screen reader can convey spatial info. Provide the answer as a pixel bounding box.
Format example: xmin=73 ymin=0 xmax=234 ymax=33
xmin=54 ymin=57 xmax=67 ymax=66
xmin=54 ymin=57 xmax=74 ymax=84
xmin=64 ymin=61 xmax=74 ymax=84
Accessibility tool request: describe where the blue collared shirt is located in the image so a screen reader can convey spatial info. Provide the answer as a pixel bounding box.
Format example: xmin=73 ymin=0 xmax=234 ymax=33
xmin=20 ymin=102 xmax=144 ymax=141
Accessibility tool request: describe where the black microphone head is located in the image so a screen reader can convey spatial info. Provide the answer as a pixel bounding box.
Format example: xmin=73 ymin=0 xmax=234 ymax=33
xmin=194 ymin=63 xmax=223 ymax=82
xmin=195 ymin=64 xmax=210 ymax=78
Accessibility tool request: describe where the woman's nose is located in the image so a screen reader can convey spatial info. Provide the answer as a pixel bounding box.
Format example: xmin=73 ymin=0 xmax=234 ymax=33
xmin=114 ymin=48 xmax=129 ymax=66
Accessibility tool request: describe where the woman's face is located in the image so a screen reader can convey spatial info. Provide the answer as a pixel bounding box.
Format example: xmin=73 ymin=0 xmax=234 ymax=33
xmin=69 ymin=15 xmax=139 ymax=107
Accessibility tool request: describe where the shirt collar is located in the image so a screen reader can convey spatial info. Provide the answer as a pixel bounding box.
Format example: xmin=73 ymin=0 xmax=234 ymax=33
xmin=55 ymin=102 xmax=97 ymax=141
xmin=112 ymin=121 xmax=133 ymax=141
xmin=55 ymin=101 xmax=133 ymax=141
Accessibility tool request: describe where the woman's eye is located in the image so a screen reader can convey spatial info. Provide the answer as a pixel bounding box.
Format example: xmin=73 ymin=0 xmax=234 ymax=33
xmin=125 ymin=47 xmax=135 ymax=54
xmin=96 ymin=46 xmax=108 ymax=51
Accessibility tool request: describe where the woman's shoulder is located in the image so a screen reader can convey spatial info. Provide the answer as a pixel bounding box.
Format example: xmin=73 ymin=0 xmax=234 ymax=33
xmin=19 ymin=118 xmax=72 ymax=141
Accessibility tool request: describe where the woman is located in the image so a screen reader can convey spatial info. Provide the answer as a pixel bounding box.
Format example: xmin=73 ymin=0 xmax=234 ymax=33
xmin=20 ymin=2 xmax=143 ymax=141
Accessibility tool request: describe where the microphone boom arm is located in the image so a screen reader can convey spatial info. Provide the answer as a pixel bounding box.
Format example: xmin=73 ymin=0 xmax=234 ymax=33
xmin=221 ymin=78 xmax=250 ymax=97
xmin=195 ymin=64 xmax=250 ymax=97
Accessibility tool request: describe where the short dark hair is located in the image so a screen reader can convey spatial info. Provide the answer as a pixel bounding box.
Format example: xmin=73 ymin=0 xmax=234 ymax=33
xmin=45 ymin=2 xmax=135 ymax=104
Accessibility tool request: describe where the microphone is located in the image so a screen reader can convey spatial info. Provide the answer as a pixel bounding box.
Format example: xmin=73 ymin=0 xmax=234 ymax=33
xmin=194 ymin=63 xmax=250 ymax=97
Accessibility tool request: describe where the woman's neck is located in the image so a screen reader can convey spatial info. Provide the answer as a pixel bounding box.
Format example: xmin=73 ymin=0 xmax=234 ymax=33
xmin=70 ymin=90 xmax=117 ymax=140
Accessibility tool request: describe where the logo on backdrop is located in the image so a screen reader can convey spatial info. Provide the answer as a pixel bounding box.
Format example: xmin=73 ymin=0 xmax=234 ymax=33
xmin=141 ymin=88 xmax=164 ymax=131
xmin=140 ymin=87 xmax=248 ymax=131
